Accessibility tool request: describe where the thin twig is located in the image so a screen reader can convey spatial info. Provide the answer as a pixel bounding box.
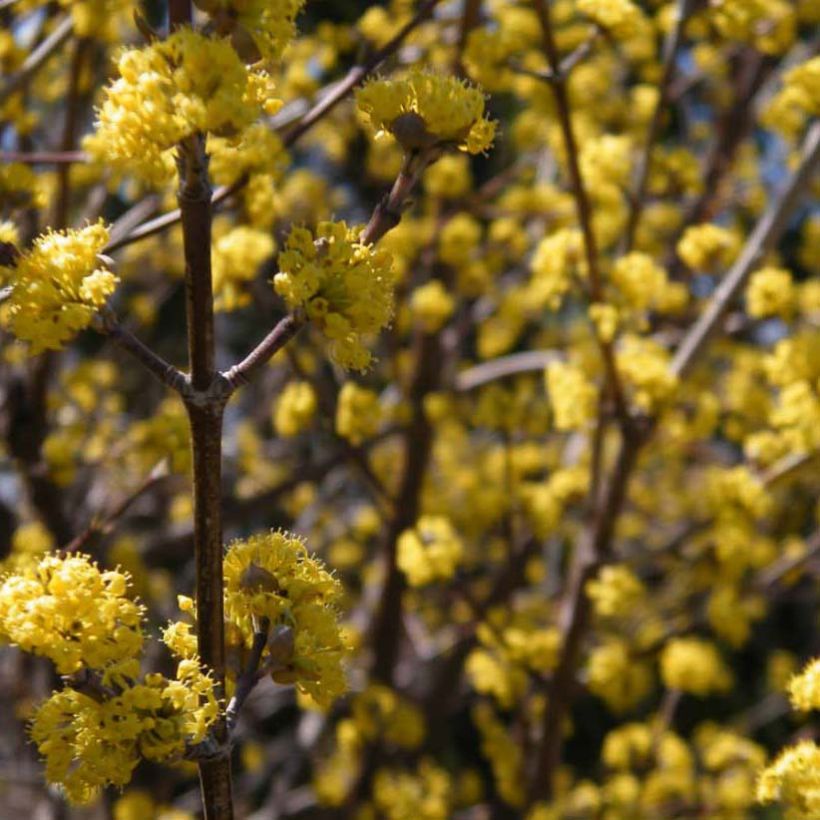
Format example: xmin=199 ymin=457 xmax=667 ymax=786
xmin=454 ymin=350 xmax=560 ymax=391
xmin=0 ymin=150 xmax=87 ymax=164
xmin=221 ymin=315 xmax=303 ymax=394
xmin=95 ymin=308 xmax=188 ymax=394
xmin=621 ymin=0 xmax=698 ymax=253
xmin=226 ymin=619 xmax=270 ymax=733
xmin=0 ymin=15 xmax=74 ymax=105
xmin=670 ymin=121 xmax=820 ymax=379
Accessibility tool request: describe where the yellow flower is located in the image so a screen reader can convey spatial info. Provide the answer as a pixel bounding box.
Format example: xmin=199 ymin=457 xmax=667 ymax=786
xmin=757 ymin=740 xmax=820 ymax=818
xmin=356 ymin=69 xmax=496 ymax=154
xmin=788 ymin=658 xmax=820 ymax=711
xmin=222 ymin=531 xmax=347 ymax=706
xmin=746 ymin=266 xmax=795 ymax=319
xmin=660 ymin=637 xmax=732 ymax=696
xmin=273 ymin=381 xmax=317 ymax=437
xmin=409 ymin=280 xmax=455 ymax=332
xmin=2 ymin=223 xmax=116 ymax=353
xmin=336 ymin=382 xmax=381 ymax=445
xmin=273 ymin=221 xmax=395 ymax=371
xmin=676 ymin=223 xmax=740 ymax=271
xmin=0 ymin=552 xmax=143 ymax=675
xmin=397 ymin=516 xmax=464 ymax=587
xmin=212 ymin=223 xmax=275 ymax=312
xmin=85 ymin=30 xmax=276 ymax=185
xmin=545 ymin=361 xmax=598 ymax=431
xmin=576 ymin=0 xmax=646 ymax=38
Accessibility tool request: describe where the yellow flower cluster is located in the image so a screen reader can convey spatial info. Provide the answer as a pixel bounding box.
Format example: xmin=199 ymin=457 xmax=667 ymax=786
xmin=473 ymin=702 xmax=524 ymax=806
xmin=397 ymin=515 xmax=464 ymax=587
xmin=576 ymin=0 xmax=646 ymax=39
xmin=273 ymin=221 xmax=395 ymax=370
xmin=356 ymin=70 xmax=495 ymax=155
xmin=208 ymin=124 xmax=290 ymax=186
xmin=1 ymin=223 xmax=116 ymax=353
xmin=587 ymin=639 xmax=654 ymax=712
xmin=545 ymin=360 xmax=598 ymax=431
xmin=409 ymin=280 xmax=455 ymax=333
xmin=676 ymin=223 xmax=740 ymax=271
xmin=660 ymin=637 xmax=732 ymax=696
xmin=616 ymin=335 xmax=678 ymax=412
xmin=587 ymin=564 xmax=646 ymax=618
xmin=335 ymin=382 xmax=381 ymax=445
xmin=194 ymin=0 xmax=305 ymax=61
xmin=763 ymin=56 xmax=820 ymax=137
xmin=746 ymin=266 xmax=795 ymax=319
xmin=30 ymin=658 xmax=218 ymax=804
xmin=273 ymin=380 xmax=317 ymax=437
xmin=85 ymin=30 xmax=278 ymax=185
xmin=0 ymin=553 xmax=143 ymax=677
xmin=788 ymin=657 xmax=820 ymax=711
xmin=0 ymin=521 xmax=55 ymax=576
xmin=372 ymin=759 xmax=451 ymax=820
xmin=212 ymin=224 xmax=275 ymax=312
xmin=710 ymin=0 xmax=796 ymax=55
xmin=529 ymin=228 xmax=584 ymax=310
xmin=222 ymin=531 xmax=347 ymax=706
xmin=758 ymin=740 xmax=820 ymax=819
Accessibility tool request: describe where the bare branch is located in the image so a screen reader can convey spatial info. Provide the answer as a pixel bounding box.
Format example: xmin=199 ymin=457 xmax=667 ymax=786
xmin=671 ymin=121 xmax=820 ymax=379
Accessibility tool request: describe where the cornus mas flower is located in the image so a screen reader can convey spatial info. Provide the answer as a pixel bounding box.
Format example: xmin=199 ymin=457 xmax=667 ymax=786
xmin=84 ymin=29 xmax=280 ymax=185
xmin=273 ymin=221 xmax=395 ymax=371
xmin=1 ymin=222 xmax=116 ymax=354
xmin=194 ymin=0 xmax=305 ymax=61
xmin=356 ymin=70 xmax=496 ymax=155
xmin=397 ymin=515 xmax=464 ymax=587
xmin=29 ymin=661 xmax=219 ymax=805
xmin=222 ymin=531 xmax=347 ymax=707
xmin=0 ymin=552 xmax=143 ymax=678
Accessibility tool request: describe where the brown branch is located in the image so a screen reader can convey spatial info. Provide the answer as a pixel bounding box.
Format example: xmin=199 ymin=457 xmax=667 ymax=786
xmin=95 ymin=308 xmax=188 ymax=394
xmin=454 ymin=350 xmax=560 ymax=391
xmin=226 ymin=618 xmax=270 ymax=734
xmin=221 ymin=314 xmax=303 ymax=394
xmin=670 ymin=120 xmax=820 ymax=379
xmin=621 ymin=0 xmax=698 ymax=253
xmin=531 ymin=0 xmax=629 ymax=427
xmin=0 ymin=15 xmax=73 ymax=105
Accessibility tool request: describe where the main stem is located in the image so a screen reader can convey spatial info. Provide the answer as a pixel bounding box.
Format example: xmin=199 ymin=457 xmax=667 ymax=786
xmin=170 ymin=5 xmax=232 ymax=816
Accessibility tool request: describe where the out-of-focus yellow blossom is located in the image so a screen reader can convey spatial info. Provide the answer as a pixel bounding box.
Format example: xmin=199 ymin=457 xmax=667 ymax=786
xmin=473 ymin=701 xmax=525 ymax=806
xmin=397 ymin=515 xmax=463 ymax=587
xmin=763 ymin=57 xmax=820 ymax=138
xmin=335 ymin=382 xmax=381 ymax=446
xmin=589 ymin=301 xmax=619 ymax=343
xmin=545 ymin=360 xmax=598 ymax=431
xmin=0 ymin=552 xmax=143 ymax=677
xmin=587 ymin=564 xmax=646 ymax=618
xmin=438 ymin=212 xmax=482 ymax=268
xmin=272 ymin=381 xmax=317 ymax=437
xmin=616 ymin=335 xmax=677 ymax=412
xmin=0 ymin=162 xmax=46 ymax=210
xmin=676 ymin=223 xmax=740 ymax=271
xmin=212 ymin=224 xmax=275 ymax=311
xmin=710 ymin=0 xmax=796 ymax=54
xmin=194 ymin=0 xmax=304 ymax=61
xmin=273 ymin=221 xmax=395 ymax=371
xmin=222 ymin=531 xmax=347 ymax=706
xmin=745 ymin=266 xmax=795 ymax=319
xmin=127 ymin=397 xmax=191 ymax=474
xmin=113 ymin=790 xmax=195 ymax=820
xmin=356 ymin=69 xmax=495 ymax=155
xmin=85 ymin=30 xmax=279 ymax=185
xmin=587 ymin=640 xmax=654 ymax=713
xmin=372 ymin=759 xmax=452 ymax=820
xmin=757 ymin=740 xmax=820 ymax=819
xmin=423 ymin=153 xmax=472 ymax=198
xmin=409 ymin=280 xmax=455 ymax=332
xmin=660 ymin=637 xmax=732 ymax=696
xmin=530 ymin=228 xmax=584 ymax=310
xmin=610 ymin=252 xmax=668 ymax=313
xmin=576 ymin=0 xmax=646 ymax=39
xmin=0 ymin=521 xmax=55 ymax=575
xmin=209 ymin=125 xmax=289 ymax=187
xmin=1 ymin=222 xmax=116 ymax=353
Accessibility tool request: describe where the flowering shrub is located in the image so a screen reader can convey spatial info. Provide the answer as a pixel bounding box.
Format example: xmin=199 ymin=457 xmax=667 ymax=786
xmin=0 ymin=1 xmax=819 ymax=818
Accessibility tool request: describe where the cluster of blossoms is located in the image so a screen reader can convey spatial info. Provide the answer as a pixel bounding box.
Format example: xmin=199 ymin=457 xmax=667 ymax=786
xmin=221 ymin=531 xmax=348 ymax=706
xmin=356 ymin=69 xmax=496 ymax=155
xmin=0 ymin=553 xmax=218 ymax=804
xmin=397 ymin=515 xmax=464 ymax=587
xmin=1 ymin=223 xmax=116 ymax=353
xmin=273 ymin=221 xmax=396 ymax=370
xmin=85 ymin=29 xmax=280 ymax=185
